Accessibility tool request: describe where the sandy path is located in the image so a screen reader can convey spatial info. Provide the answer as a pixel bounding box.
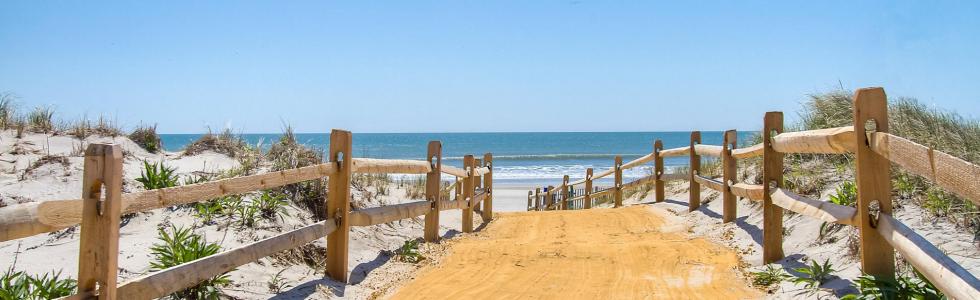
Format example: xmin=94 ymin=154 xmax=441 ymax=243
xmin=390 ymin=205 xmax=761 ymax=299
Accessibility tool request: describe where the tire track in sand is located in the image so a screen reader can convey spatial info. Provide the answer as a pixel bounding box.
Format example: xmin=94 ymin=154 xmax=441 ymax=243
xmin=391 ymin=205 xmax=760 ymax=299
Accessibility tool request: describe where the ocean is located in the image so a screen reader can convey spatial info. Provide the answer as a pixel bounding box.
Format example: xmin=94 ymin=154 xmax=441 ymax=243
xmin=160 ymin=132 xmax=756 ymax=187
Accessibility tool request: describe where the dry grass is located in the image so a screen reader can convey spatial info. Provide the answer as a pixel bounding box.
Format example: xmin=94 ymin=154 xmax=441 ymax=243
xmin=129 ymin=124 xmax=162 ymax=153
xmin=184 ymin=128 xmax=251 ymax=157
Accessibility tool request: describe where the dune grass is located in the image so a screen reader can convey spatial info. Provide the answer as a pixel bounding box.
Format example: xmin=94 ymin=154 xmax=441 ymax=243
xmin=130 ymin=123 xmax=162 ymax=153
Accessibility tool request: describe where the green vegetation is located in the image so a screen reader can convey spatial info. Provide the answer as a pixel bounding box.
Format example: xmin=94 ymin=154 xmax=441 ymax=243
xmin=750 ymin=264 xmax=790 ymax=289
xmin=184 ymin=128 xmax=251 ymax=158
xmin=150 ymin=226 xmax=230 ymax=299
xmin=26 ymin=106 xmax=54 ymax=133
xmin=130 ymin=124 xmax=162 ymax=153
xmin=136 ymin=160 xmax=180 ymax=190
xmin=786 ymin=90 xmax=980 ymax=235
xmin=0 ymin=269 xmax=77 ymax=300
xmin=254 ymin=190 xmax=290 ymax=221
xmin=830 ymin=181 xmax=857 ymax=207
xmin=396 ymin=239 xmax=425 ymax=263
xmin=267 ymin=269 xmax=292 ymax=294
xmin=791 ymin=259 xmax=836 ymax=293
xmin=0 ymin=93 xmax=16 ymax=130
xmin=842 ymin=272 xmax=944 ymax=300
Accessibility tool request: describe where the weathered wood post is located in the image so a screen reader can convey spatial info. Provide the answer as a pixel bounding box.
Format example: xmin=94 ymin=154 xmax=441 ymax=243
xmin=722 ymin=130 xmax=737 ymax=223
xmin=473 ymin=158 xmax=483 ymax=215
xmin=762 ymin=113 xmax=785 ymax=263
xmin=546 ymin=186 xmax=553 ymax=210
xmin=614 ymin=155 xmax=623 ymax=208
xmin=584 ymin=168 xmax=593 ymax=209
xmin=462 ymin=155 xmax=475 ymax=233
xmin=561 ymin=175 xmax=569 ymax=210
xmin=654 ymin=140 xmax=665 ymax=203
xmin=327 ymin=129 xmax=353 ymax=282
xmin=534 ymin=187 xmax=541 ymax=211
xmin=77 ymin=144 xmax=123 ymax=299
xmin=482 ymin=153 xmax=493 ymax=221
xmin=854 ymin=87 xmax=896 ymax=279
xmin=424 ymin=141 xmax=442 ymax=242
xmin=689 ymin=131 xmax=702 ymax=211
xmin=527 ymin=191 xmax=533 ymax=211
xmin=455 ymin=176 xmax=462 ymax=201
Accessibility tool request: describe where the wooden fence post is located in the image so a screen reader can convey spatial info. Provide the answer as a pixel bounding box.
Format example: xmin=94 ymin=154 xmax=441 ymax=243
xmin=854 ymin=87 xmax=896 ymax=279
xmin=482 ymin=153 xmax=493 ymax=221
xmin=424 ymin=141 xmax=442 ymax=243
xmin=546 ymin=186 xmax=553 ymax=210
xmin=462 ymin=155 xmax=475 ymax=233
xmin=561 ymin=175 xmax=569 ymax=210
xmin=689 ymin=131 xmax=702 ymax=211
xmin=527 ymin=191 xmax=532 ymax=211
xmin=654 ymin=140 xmax=665 ymax=203
xmin=614 ymin=155 xmax=623 ymax=208
xmin=455 ymin=176 xmax=462 ymax=202
xmin=584 ymin=168 xmax=593 ymax=209
xmin=77 ymin=144 xmax=123 ymax=299
xmin=722 ymin=130 xmax=737 ymax=223
xmin=326 ymin=129 xmax=353 ymax=282
xmin=473 ymin=159 xmax=482 ymax=215
xmin=762 ymin=113 xmax=785 ymax=263
xmin=534 ymin=188 xmax=541 ymax=211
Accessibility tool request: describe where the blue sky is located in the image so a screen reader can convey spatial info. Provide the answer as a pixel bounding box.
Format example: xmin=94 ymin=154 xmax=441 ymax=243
xmin=1 ymin=1 xmax=979 ymax=133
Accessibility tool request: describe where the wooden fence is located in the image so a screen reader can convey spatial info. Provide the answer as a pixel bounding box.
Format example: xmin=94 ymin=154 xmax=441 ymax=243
xmin=0 ymin=130 xmax=494 ymax=300
xmin=527 ymin=87 xmax=980 ymax=299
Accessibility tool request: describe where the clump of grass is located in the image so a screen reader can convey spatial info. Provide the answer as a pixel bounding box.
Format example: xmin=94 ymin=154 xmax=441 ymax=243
xmin=130 ymin=123 xmax=162 ymax=153
xmin=136 ymin=160 xmax=179 ymax=190
xmin=26 ymin=106 xmax=55 ymax=133
xmin=0 ymin=92 xmax=17 ymax=130
xmin=193 ymin=195 xmax=240 ymax=225
xmin=267 ymin=269 xmax=292 ymax=294
xmin=829 ymin=181 xmax=857 ymax=207
xmin=791 ymin=258 xmax=836 ymax=294
xmin=399 ymin=176 xmax=427 ymax=201
xmin=750 ymin=264 xmax=790 ymax=291
xmin=184 ymin=128 xmax=250 ymax=157
xmin=254 ymin=190 xmax=290 ymax=222
xmin=267 ymin=125 xmax=328 ymax=219
xmin=150 ymin=226 xmax=230 ymax=299
xmin=0 ymin=269 xmax=77 ymax=300
xmin=395 ymin=239 xmax=425 ymax=263
xmin=842 ymin=272 xmax=943 ymax=300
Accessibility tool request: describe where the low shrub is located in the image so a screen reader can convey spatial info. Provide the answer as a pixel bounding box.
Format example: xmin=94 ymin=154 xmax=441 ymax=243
xmin=26 ymin=106 xmax=54 ymax=133
xmin=842 ymin=272 xmax=943 ymax=300
xmin=750 ymin=264 xmax=789 ymax=290
xmin=791 ymin=259 xmax=836 ymax=293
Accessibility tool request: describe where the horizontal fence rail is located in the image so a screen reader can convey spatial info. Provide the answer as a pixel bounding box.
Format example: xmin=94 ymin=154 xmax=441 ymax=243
xmin=526 ymin=87 xmax=980 ymax=298
xmin=0 ymin=130 xmax=496 ymax=299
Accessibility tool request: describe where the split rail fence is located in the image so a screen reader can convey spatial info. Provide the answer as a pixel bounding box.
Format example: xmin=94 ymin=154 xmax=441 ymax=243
xmin=527 ymin=87 xmax=980 ymax=299
xmin=0 ymin=130 xmax=494 ymax=299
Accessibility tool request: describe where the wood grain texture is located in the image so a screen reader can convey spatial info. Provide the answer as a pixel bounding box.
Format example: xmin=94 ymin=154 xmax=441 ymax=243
xmin=424 ymin=142 xmax=442 ymax=242
xmin=621 ymin=153 xmax=654 ymax=170
xmin=730 ymin=183 xmax=764 ymax=202
xmin=326 ymin=129 xmax=353 ymax=283
xmin=349 ymin=201 xmax=430 ymax=227
xmin=462 ymin=155 xmax=475 ymax=233
xmin=77 ymin=144 xmax=123 ymax=300
xmin=870 ymin=132 xmax=980 ymax=206
xmin=771 ymin=126 xmax=855 ymax=154
xmin=482 ymin=153 xmax=494 ymax=220
xmin=693 ymin=175 xmax=724 ymax=193
xmin=654 ymin=140 xmax=665 ymax=203
xmin=614 ymin=156 xmax=623 ymax=208
xmin=441 ymin=165 xmax=468 ymax=178
xmin=770 ymin=189 xmax=857 ymax=226
xmin=731 ymin=143 xmax=763 ymax=159
xmin=689 ymin=131 xmax=701 ymax=212
xmin=762 ymin=112 xmax=785 ymax=263
xmin=693 ymin=144 xmax=723 ymax=157
xmin=659 ymin=146 xmax=690 ymax=157
xmin=722 ymin=130 xmax=737 ymax=223
xmin=853 ymin=87 xmax=895 ymax=278
xmin=351 ymin=158 xmax=431 ymax=174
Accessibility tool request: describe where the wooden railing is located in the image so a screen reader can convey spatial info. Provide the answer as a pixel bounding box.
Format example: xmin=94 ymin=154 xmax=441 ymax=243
xmin=0 ymin=129 xmax=494 ymax=299
xmin=527 ymin=87 xmax=980 ymax=299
